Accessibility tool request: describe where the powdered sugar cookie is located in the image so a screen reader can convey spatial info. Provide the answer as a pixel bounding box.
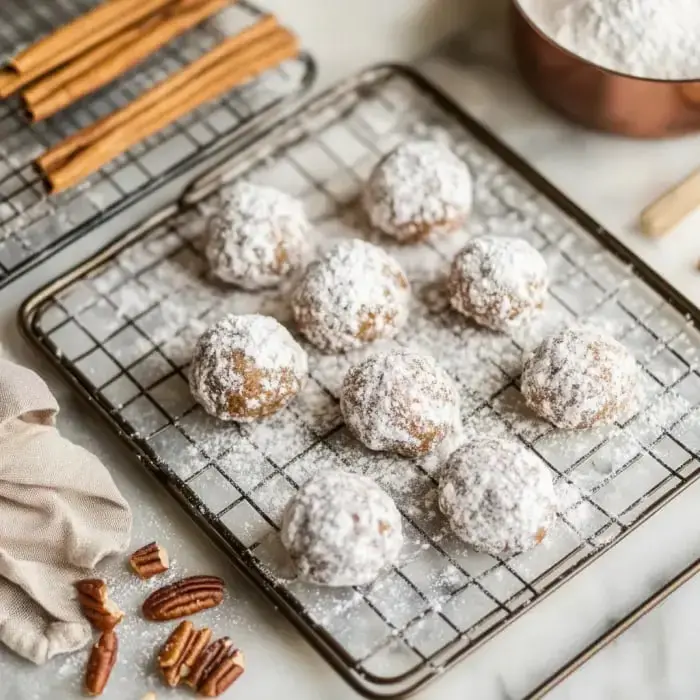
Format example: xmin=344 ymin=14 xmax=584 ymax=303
xmin=521 ymin=326 xmax=639 ymax=429
xmin=438 ymin=436 xmax=556 ymax=556
xmin=340 ymin=350 xmax=460 ymax=457
xmin=448 ymin=235 xmax=548 ymax=332
xmin=206 ymin=182 xmax=310 ymax=290
xmin=363 ymin=140 xmax=473 ymax=242
xmin=281 ymin=470 xmax=403 ymax=586
xmin=292 ymin=239 xmax=410 ymax=353
xmin=189 ymin=314 xmax=308 ymax=422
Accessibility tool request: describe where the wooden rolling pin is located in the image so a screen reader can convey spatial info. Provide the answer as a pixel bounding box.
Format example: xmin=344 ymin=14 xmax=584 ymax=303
xmin=641 ymin=168 xmax=700 ymax=237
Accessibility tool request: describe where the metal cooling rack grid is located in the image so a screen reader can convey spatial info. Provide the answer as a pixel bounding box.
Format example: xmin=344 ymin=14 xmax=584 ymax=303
xmin=19 ymin=66 xmax=700 ymax=698
xmin=0 ymin=0 xmax=314 ymax=290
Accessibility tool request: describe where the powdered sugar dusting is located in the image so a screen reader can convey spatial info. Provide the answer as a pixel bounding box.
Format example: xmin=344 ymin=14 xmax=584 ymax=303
xmin=521 ymin=0 xmax=700 ymax=80
xmin=438 ymin=436 xmax=557 ymax=555
xmin=281 ymin=470 xmax=403 ymax=586
xmin=189 ymin=314 xmax=308 ymax=421
xmin=28 ymin=69 xmax=700 ymax=682
xmin=449 ymin=235 xmax=548 ymax=332
xmin=521 ymin=326 xmax=640 ymax=429
xmin=363 ymin=140 xmax=473 ymax=242
xmin=206 ymin=181 xmax=311 ymax=290
xmin=292 ymin=239 xmax=410 ymax=353
xmin=340 ymin=351 xmax=461 ymax=457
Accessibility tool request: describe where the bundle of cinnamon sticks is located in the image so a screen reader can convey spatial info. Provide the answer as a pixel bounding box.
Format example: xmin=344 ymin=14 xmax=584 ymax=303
xmin=1 ymin=0 xmax=299 ymax=194
xmin=2 ymin=0 xmax=231 ymax=121
xmin=36 ymin=15 xmax=297 ymax=194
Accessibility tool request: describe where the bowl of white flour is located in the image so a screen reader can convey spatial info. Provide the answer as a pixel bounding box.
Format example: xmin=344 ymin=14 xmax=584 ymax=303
xmin=512 ymin=0 xmax=700 ymax=137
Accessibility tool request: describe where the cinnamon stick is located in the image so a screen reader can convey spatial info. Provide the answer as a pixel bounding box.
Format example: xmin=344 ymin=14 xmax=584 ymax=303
xmin=38 ymin=15 xmax=278 ymax=174
xmin=24 ymin=0 xmax=231 ymax=122
xmin=0 ymin=0 xmax=179 ymax=98
xmin=12 ymin=0 xmax=176 ymax=74
xmin=39 ymin=27 xmax=297 ymax=194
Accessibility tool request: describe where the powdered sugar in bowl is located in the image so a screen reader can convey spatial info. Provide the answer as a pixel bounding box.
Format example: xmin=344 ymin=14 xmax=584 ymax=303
xmin=511 ymin=0 xmax=700 ymax=137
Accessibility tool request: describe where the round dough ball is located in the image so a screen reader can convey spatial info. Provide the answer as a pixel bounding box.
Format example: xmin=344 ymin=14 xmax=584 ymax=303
xmin=363 ymin=140 xmax=473 ymax=242
xmin=448 ymin=235 xmax=548 ymax=332
xmin=281 ymin=470 xmax=403 ymax=586
xmin=205 ymin=181 xmax=311 ymax=290
xmin=291 ymin=239 xmax=410 ymax=353
xmin=521 ymin=326 xmax=639 ymax=429
xmin=340 ymin=351 xmax=460 ymax=457
xmin=189 ymin=314 xmax=307 ymax=422
xmin=438 ymin=436 xmax=557 ymax=556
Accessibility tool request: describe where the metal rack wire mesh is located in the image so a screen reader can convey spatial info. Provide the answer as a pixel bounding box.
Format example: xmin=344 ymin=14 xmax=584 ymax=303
xmin=0 ymin=0 xmax=314 ymax=290
xmin=20 ymin=66 xmax=700 ymax=698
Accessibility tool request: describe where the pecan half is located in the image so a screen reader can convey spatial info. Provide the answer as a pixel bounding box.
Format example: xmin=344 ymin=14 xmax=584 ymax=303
xmin=178 ymin=627 xmax=212 ymax=684
xmin=184 ymin=638 xmax=245 ymax=698
xmin=159 ymin=621 xmax=193 ymax=672
xmin=130 ymin=542 xmax=170 ymax=579
xmin=158 ymin=620 xmax=212 ymax=687
xmin=85 ymin=630 xmax=118 ymax=697
xmin=143 ymin=576 xmax=224 ymax=621
xmin=183 ymin=637 xmax=232 ymax=690
xmin=75 ymin=579 xmax=124 ymax=631
xmin=198 ymin=648 xmax=245 ymax=697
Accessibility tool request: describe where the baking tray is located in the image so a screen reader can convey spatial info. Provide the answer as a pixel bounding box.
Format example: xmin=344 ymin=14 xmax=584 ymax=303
xmin=19 ymin=65 xmax=700 ymax=698
xmin=0 ymin=0 xmax=315 ymax=290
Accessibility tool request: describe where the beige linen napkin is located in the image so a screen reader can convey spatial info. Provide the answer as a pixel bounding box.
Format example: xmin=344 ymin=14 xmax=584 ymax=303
xmin=0 ymin=359 xmax=132 ymax=664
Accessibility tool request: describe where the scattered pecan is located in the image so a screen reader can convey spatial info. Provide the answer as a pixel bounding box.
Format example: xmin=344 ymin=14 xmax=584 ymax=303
xmin=183 ymin=637 xmax=233 ymax=690
xmin=156 ymin=624 xmax=245 ymax=697
xmin=130 ymin=542 xmax=170 ymax=579
xmin=159 ymin=621 xmax=194 ymax=671
xmin=158 ymin=620 xmax=212 ymax=687
xmin=75 ymin=579 xmax=124 ymax=631
xmin=183 ymin=638 xmax=245 ymax=697
xmin=143 ymin=576 xmax=224 ymax=621
xmin=198 ymin=648 xmax=245 ymax=698
xmin=178 ymin=627 xmax=212 ymax=684
xmin=84 ymin=630 xmax=118 ymax=697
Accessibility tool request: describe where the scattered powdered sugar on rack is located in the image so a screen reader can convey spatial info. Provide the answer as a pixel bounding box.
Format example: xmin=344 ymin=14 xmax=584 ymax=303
xmin=519 ymin=0 xmax=700 ymax=80
xmin=31 ymin=69 xmax=700 ymax=688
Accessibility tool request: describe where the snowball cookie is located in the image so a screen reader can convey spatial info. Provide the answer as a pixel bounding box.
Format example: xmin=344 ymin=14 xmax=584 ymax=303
xmin=363 ymin=140 xmax=473 ymax=242
xmin=189 ymin=314 xmax=308 ymax=422
xmin=340 ymin=351 xmax=460 ymax=457
xmin=438 ymin=436 xmax=557 ymax=556
xmin=281 ymin=470 xmax=403 ymax=586
xmin=521 ymin=326 xmax=639 ymax=430
xmin=205 ymin=181 xmax=311 ymax=290
xmin=291 ymin=239 xmax=410 ymax=353
xmin=448 ymin=236 xmax=548 ymax=332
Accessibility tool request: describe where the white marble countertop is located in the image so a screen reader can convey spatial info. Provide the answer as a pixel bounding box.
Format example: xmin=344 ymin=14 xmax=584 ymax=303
xmin=3 ymin=2 xmax=700 ymax=698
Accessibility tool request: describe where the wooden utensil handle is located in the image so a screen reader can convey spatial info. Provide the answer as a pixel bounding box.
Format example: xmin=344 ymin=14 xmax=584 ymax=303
xmin=641 ymin=168 xmax=700 ymax=238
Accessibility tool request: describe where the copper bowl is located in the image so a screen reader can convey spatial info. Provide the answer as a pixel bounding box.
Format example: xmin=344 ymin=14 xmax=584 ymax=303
xmin=511 ymin=0 xmax=700 ymax=138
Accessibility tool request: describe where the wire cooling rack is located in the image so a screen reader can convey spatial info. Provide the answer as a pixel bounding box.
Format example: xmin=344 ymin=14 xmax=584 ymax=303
xmin=20 ymin=65 xmax=700 ymax=698
xmin=0 ymin=0 xmax=314 ymax=291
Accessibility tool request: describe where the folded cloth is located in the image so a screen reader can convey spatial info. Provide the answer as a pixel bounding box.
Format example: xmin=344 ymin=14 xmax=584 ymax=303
xmin=0 ymin=359 xmax=131 ymax=664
